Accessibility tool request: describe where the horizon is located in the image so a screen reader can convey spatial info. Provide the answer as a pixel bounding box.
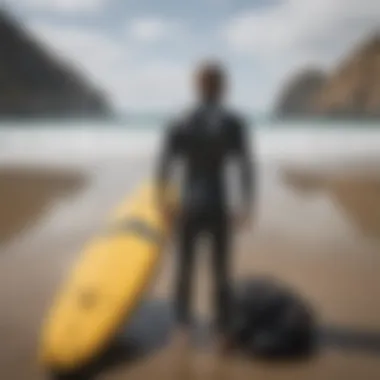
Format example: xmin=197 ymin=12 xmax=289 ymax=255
xmin=3 ymin=0 xmax=380 ymax=114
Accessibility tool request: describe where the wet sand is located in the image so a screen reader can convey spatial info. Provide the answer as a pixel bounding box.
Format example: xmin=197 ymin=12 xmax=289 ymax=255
xmin=283 ymin=169 xmax=380 ymax=239
xmin=1 ymin=158 xmax=380 ymax=380
xmin=0 ymin=167 xmax=86 ymax=245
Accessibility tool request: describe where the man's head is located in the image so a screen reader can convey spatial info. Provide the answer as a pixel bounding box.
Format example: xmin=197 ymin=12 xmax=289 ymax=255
xmin=195 ymin=60 xmax=227 ymax=104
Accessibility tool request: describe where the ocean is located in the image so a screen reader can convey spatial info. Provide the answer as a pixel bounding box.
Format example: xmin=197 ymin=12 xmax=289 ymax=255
xmin=0 ymin=118 xmax=380 ymax=171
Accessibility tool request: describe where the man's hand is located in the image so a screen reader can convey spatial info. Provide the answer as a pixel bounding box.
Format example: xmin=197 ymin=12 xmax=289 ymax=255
xmin=159 ymin=201 xmax=176 ymax=224
xmin=162 ymin=207 xmax=174 ymax=224
xmin=233 ymin=210 xmax=252 ymax=231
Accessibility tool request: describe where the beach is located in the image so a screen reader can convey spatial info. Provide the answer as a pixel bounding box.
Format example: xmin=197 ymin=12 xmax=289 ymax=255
xmin=0 ymin=126 xmax=380 ymax=379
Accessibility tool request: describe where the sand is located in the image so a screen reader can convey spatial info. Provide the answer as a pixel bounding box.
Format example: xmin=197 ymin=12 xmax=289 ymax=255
xmin=0 ymin=158 xmax=380 ymax=380
xmin=0 ymin=166 xmax=86 ymax=245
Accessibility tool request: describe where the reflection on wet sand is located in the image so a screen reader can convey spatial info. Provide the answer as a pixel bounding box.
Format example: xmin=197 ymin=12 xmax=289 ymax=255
xmin=283 ymin=169 xmax=380 ymax=239
xmin=0 ymin=167 xmax=86 ymax=245
xmin=328 ymin=180 xmax=380 ymax=238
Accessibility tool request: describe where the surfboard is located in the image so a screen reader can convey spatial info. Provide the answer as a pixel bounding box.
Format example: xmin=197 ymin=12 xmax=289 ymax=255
xmin=39 ymin=181 xmax=177 ymax=372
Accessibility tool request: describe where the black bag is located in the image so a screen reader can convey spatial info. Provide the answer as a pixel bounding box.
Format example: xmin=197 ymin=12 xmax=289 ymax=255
xmin=231 ymin=277 xmax=316 ymax=359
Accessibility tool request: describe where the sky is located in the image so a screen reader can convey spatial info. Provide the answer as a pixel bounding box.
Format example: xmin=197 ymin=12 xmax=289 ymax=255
xmin=3 ymin=0 xmax=380 ymax=113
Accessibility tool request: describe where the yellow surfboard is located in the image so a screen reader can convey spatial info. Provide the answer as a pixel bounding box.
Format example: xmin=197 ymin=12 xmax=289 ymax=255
xmin=39 ymin=181 xmax=177 ymax=372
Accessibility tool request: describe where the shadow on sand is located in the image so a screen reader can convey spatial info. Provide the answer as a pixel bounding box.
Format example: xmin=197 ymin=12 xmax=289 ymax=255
xmin=49 ymin=298 xmax=380 ymax=380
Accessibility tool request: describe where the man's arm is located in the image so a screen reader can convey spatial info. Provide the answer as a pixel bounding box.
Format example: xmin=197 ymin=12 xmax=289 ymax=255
xmin=156 ymin=122 xmax=181 ymax=212
xmin=234 ymin=117 xmax=255 ymax=219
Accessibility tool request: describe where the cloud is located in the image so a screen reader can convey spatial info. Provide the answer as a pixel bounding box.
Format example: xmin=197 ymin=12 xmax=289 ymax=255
xmin=222 ymin=0 xmax=380 ymax=108
xmin=107 ymin=60 xmax=192 ymax=111
xmin=9 ymin=0 xmax=106 ymax=12
xmin=224 ymin=0 xmax=380 ymax=64
xmin=28 ymin=21 xmax=191 ymax=111
xmin=29 ymin=23 xmax=126 ymax=80
xmin=127 ymin=17 xmax=183 ymax=43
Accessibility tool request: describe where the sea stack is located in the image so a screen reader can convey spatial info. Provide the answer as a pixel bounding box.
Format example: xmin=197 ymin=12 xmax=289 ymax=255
xmin=0 ymin=9 xmax=111 ymax=119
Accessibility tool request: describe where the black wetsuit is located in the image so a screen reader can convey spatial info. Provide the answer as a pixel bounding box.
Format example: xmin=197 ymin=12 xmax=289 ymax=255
xmin=157 ymin=104 xmax=254 ymax=334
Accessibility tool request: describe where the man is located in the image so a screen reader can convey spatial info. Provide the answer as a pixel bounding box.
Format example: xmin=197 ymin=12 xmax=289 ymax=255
xmin=156 ymin=61 xmax=254 ymax=353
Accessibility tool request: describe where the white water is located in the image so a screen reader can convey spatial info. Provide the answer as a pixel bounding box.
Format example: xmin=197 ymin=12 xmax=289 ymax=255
xmin=0 ymin=122 xmax=380 ymax=171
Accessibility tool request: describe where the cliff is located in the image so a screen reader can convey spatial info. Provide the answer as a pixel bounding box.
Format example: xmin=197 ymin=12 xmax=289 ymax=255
xmin=313 ymin=35 xmax=380 ymax=118
xmin=274 ymin=69 xmax=326 ymax=117
xmin=0 ymin=10 xmax=111 ymax=118
xmin=274 ymin=33 xmax=380 ymax=119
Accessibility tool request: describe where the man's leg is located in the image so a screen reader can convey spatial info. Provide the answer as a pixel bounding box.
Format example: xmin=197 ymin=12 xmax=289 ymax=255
xmin=210 ymin=213 xmax=233 ymax=352
xmin=173 ymin=216 xmax=198 ymax=346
